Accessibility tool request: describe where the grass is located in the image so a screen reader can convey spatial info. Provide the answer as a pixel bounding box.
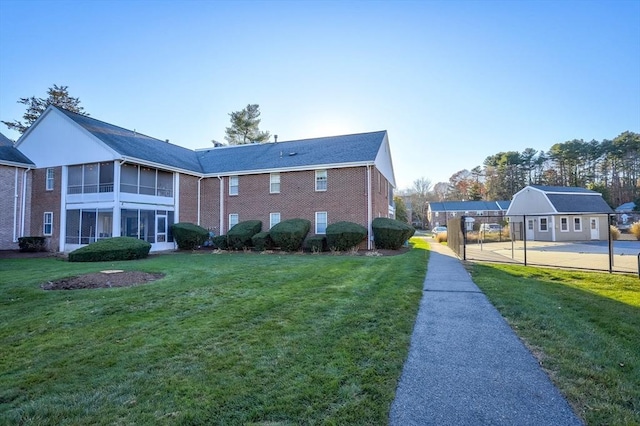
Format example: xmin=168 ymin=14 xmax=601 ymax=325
xmin=0 ymin=239 xmax=428 ymax=425
xmin=470 ymin=263 xmax=640 ymax=425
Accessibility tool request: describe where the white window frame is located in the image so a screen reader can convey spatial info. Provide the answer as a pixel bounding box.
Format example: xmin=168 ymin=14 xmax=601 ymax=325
xmin=270 ymin=212 xmax=281 ymax=229
xmin=315 ymin=170 xmax=327 ymax=192
xmin=315 ymin=211 xmax=327 ymax=234
xmin=539 ymin=217 xmax=549 ymax=232
xmin=43 ymin=212 xmax=53 ymax=236
xmin=46 ymin=168 xmax=54 ymax=191
xmin=560 ymin=217 xmax=569 ymax=232
xmin=573 ymin=217 xmax=582 ymax=232
xmin=228 ymin=213 xmax=239 ymax=231
xmin=229 ymin=176 xmax=239 ymax=196
xmin=270 ymin=173 xmax=280 ymax=194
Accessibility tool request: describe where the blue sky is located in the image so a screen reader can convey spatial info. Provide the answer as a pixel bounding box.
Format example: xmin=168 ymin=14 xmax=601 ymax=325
xmin=1 ymin=0 xmax=638 ymax=189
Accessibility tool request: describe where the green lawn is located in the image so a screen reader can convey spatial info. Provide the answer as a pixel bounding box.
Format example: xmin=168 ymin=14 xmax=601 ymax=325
xmin=0 ymin=241 xmax=427 ymax=425
xmin=470 ymin=263 xmax=640 ymax=425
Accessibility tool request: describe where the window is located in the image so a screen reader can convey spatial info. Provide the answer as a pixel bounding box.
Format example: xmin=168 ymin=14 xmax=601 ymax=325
xmin=270 ymin=212 xmax=281 ymax=229
xmin=120 ymin=163 xmax=138 ymax=193
xmin=229 ymin=213 xmax=239 ymax=231
xmin=119 ymin=208 xmax=170 ymax=243
xmin=560 ymin=217 xmax=569 ymax=232
xmin=46 ymin=168 xmax=54 ymax=191
xmin=539 ymin=217 xmax=548 ymax=232
xmin=119 ymin=164 xmax=173 ymax=196
xmin=315 ymin=170 xmax=327 ymax=191
xmin=315 ymin=211 xmax=327 ymax=234
xmin=43 ymin=212 xmax=53 ymax=236
xmin=68 ymin=163 xmax=115 ymax=194
xmin=270 ymin=173 xmax=280 ymax=194
xmin=573 ymin=217 xmax=582 ymax=232
xmin=229 ymin=176 xmax=239 ymax=196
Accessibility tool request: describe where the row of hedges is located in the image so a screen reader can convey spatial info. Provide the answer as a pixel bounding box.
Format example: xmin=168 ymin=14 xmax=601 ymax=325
xmin=64 ymin=218 xmax=414 ymax=262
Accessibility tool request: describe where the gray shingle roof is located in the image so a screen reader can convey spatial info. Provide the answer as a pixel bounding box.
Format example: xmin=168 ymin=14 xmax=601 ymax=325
xmin=0 ymin=132 xmax=34 ymax=166
xmin=56 ymin=107 xmax=387 ymax=175
xmin=615 ymin=202 xmax=636 ymax=212
xmin=196 ymin=131 xmax=387 ymax=174
xmin=546 ymin=193 xmax=613 ymax=213
xmin=56 ymin=108 xmax=202 ymax=173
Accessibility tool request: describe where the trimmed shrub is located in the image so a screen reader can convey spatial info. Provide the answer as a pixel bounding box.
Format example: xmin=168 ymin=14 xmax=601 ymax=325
xmin=68 ymin=237 xmax=151 ymax=262
xmin=212 ymin=235 xmax=228 ymax=250
xmin=171 ymin=222 xmax=209 ymax=250
xmin=630 ymin=221 xmax=640 ymax=240
xmin=435 ymin=232 xmax=448 ymax=243
xmin=252 ymin=232 xmax=275 ymax=251
xmin=270 ymin=218 xmax=311 ymax=251
xmin=305 ymin=235 xmax=327 ymax=253
xmin=227 ymin=220 xmax=262 ymax=250
xmin=18 ymin=236 xmax=47 ymax=252
xmin=326 ymin=221 xmax=367 ymax=251
xmin=372 ymin=217 xmax=415 ymax=250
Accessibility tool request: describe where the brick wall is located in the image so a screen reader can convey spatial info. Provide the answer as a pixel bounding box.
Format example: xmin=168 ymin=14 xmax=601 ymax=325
xmin=0 ymin=165 xmax=31 ymax=249
xmin=178 ymin=174 xmax=199 ymax=224
xmin=29 ymin=167 xmax=61 ymax=251
xmin=201 ymin=166 xmax=378 ymax=234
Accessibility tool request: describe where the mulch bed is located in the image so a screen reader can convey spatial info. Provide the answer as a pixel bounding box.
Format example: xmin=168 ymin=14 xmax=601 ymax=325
xmin=41 ymin=271 xmax=165 ymax=290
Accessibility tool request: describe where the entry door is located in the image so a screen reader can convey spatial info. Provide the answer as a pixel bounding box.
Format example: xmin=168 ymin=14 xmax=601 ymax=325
xmin=589 ymin=217 xmax=599 ymax=240
xmin=156 ymin=214 xmax=167 ymax=243
xmin=526 ymin=219 xmax=535 ymax=240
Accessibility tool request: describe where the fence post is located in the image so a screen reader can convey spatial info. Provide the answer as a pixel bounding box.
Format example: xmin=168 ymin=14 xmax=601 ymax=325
xmin=461 ymin=216 xmax=466 ymax=261
xmin=608 ymin=214 xmax=613 ymax=274
xmin=523 ymin=214 xmax=527 ymax=266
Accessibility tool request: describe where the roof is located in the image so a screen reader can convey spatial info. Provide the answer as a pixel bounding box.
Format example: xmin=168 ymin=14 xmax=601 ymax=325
xmin=196 ymin=131 xmax=387 ymax=174
xmin=509 ymin=185 xmax=614 ymax=215
xmin=429 ymin=200 xmax=510 ymax=212
xmin=0 ymin=132 xmax=34 ymax=167
xmin=54 ymin=107 xmax=388 ymax=176
xmin=615 ymin=202 xmax=637 ymax=212
xmin=529 ymin=185 xmax=595 ymax=194
xmin=546 ymin=193 xmax=613 ymax=213
xmin=56 ymin=108 xmax=203 ymax=172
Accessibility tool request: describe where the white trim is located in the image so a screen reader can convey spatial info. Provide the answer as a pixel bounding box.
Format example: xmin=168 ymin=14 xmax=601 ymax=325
xmin=315 ymin=169 xmax=327 ymax=192
xmin=560 ymin=216 xmax=569 ymax=232
xmin=202 ymin=161 xmax=376 ymax=179
xmin=269 ymin=212 xmax=280 ymax=229
xmin=315 ymin=211 xmax=327 ymax=234
xmin=573 ymin=217 xmax=582 ymax=232
xmin=43 ymin=211 xmax=53 ymax=236
xmin=229 ymin=175 xmax=239 ymax=196
xmin=539 ymin=217 xmax=549 ymax=232
xmin=45 ymin=167 xmax=54 ymax=191
xmin=269 ymin=172 xmax=280 ymax=194
xmin=228 ymin=213 xmax=239 ymax=231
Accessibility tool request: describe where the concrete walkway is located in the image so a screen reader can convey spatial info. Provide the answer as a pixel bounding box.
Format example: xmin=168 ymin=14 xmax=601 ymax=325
xmin=389 ymin=242 xmax=583 ymax=425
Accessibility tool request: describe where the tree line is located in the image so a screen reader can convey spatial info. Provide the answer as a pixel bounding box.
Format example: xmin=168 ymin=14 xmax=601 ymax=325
xmin=441 ymin=131 xmax=639 ymax=208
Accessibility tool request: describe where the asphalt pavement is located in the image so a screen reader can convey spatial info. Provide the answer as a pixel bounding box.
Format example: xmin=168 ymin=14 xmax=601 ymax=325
xmin=389 ymin=242 xmax=583 ymax=425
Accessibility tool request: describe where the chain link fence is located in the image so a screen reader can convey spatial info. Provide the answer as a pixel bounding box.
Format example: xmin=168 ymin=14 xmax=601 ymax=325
xmin=446 ymin=214 xmax=640 ymax=276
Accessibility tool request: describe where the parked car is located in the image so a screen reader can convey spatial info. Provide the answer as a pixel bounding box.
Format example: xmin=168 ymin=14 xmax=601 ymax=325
xmin=479 ymin=223 xmax=501 ymax=233
xmin=431 ymin=226 xmax=447 ymax=237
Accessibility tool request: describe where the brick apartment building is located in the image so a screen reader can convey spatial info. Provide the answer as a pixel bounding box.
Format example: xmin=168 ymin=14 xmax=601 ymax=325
xmin=2 ymin=106 xmax=396 ymax=251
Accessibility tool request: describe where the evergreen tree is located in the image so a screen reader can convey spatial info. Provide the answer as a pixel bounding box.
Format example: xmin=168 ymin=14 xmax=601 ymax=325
xmin=2 ymin=84 xmax=87 ymax=134
xmin=224 ymin=104 xmax=270 ymax=145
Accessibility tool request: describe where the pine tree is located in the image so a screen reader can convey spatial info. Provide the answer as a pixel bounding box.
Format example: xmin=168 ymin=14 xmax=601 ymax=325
xmin=224 ymin=104 xmax=270 ymax=145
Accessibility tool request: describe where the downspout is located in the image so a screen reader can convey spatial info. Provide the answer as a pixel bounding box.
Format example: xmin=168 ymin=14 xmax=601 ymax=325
xmin=218 ymin=176 xmax=224 ymax=233
xmin=197 ymin=176 xmax=204 ymax=226
xmin=20 ymin=168 xmax=31 ymax=238
xmin=13 ymin=168 xmax=18 ymax=242
xmin=367 ymin=165 xmax=372 ymax=250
